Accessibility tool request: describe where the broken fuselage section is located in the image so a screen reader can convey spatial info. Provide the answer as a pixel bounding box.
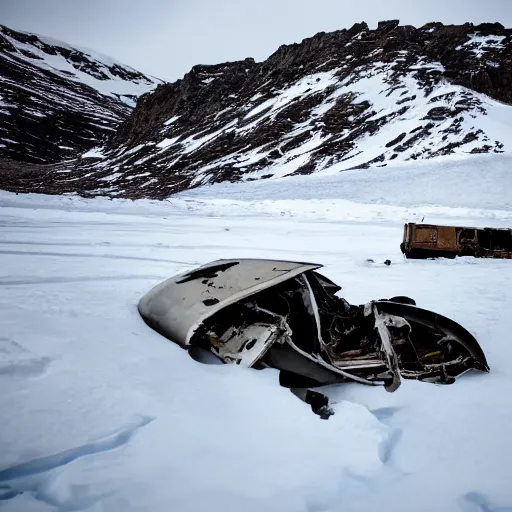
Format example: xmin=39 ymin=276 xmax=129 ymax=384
xmin=401 ymin=223 xmax=512 ymax=259
xmin=138 ymin=259 xmax=489 ymax=394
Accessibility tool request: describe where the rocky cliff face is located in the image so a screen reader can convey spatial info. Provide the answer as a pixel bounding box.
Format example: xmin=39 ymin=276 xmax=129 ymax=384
xmin=1 ymin=21 xmax=511 ymax=198
xmin=0 ymin=25 xmax=162 ymax=164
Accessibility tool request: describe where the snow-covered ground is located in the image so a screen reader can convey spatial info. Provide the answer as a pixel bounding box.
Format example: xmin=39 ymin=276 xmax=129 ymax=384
xmin=0 ymin=155 xmax=511 ymax=512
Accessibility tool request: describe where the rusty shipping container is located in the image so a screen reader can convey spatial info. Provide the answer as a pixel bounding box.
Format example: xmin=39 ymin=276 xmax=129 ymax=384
xmin=401 ymin=223 xmax=512 ymax=259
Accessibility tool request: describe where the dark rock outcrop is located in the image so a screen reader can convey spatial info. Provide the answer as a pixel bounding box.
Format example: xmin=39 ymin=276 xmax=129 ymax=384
xmin=0 ymin=25 xmax=161 ymax=164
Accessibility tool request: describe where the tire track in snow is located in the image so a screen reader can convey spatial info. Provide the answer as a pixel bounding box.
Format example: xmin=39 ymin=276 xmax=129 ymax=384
xmin=0 ymin=338 xmax=51 ymax=379
xmin=0 ymin=240 xmax=185 ymax=249
xmin=365 ymin=406 xmax=404 ymax=468
xmin=0 ymin=415 xmax=154 ymax=508
xmin=371 ymin=406 xmax=401 ymax=422
xmin=377 ymin=427 xmax=403 ymax=466
xmin=0 ymin=415 xmax=154 ymax=482
xmin=463 ymin=492 xmax=512 ymax=512
xmin=0 ymin=249 xmax=195 ymax=265
xmin=0 ymin=275 xmax=168 ymax=286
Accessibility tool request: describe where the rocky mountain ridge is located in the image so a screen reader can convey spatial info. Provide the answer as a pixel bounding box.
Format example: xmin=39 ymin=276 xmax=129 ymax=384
xmin=0 ymin=25 xmax=162 ymax=164
xmin=1 ymin=20 xmax=511 ymax=198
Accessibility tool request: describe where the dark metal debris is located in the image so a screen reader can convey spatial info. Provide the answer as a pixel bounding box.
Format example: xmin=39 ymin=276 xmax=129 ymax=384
xmin=139 ymin=259 xmax=489 ymax=419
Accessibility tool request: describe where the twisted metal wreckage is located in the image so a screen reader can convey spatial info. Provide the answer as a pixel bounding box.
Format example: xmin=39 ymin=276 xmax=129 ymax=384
xmin=139 ymin=259 xmax=489 ymax=418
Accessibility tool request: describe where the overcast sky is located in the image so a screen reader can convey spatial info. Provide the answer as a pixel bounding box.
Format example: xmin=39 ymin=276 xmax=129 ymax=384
xmin=2 ymin=0 xmax=511 ymax=81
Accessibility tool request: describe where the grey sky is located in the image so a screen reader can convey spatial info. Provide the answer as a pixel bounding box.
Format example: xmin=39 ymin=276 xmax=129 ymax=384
xmin=2 ymin=0 xmax=511 ymax=81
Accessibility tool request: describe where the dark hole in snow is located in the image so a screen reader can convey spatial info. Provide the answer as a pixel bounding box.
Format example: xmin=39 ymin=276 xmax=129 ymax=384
xmin=203 ymin=298 xmax=220 ymax=306
xmin=176 ymin=262 xmax=239 ymax=283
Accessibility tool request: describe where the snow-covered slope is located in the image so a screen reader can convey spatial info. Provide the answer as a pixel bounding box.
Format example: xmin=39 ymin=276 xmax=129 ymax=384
xmin=0 ymin=25 xmax=163 ymax=164
xmin=0 ymin=21 xmax=511 ymax=199
xmin=4 ymin=20 xmax=512 ymax=199
xmin=33 ymin=20 xmax=508 ymax=200
xmin=0 ymin=155 xmax=511 ymax=511
xmin=0 ymin=25 xmax=162 ymax=103
xmin=106 ymin=65 xmax=511 ymax=189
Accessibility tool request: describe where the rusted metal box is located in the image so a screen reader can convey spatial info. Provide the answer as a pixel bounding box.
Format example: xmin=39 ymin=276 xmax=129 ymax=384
xmin=401 ymin=223 xmax=512 ymax=259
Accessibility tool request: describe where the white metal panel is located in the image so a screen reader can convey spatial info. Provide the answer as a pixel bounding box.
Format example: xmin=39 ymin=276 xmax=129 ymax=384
xmin=138 ymin=259 xmax=322 ymax=346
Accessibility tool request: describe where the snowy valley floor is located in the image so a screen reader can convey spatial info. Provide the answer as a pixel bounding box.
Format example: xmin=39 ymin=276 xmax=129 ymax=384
xmin=1 ymin=155 xmax=512 ymax=512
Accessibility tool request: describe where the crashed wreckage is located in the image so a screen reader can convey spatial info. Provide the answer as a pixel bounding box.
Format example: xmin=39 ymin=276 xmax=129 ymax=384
xmin=139 ymin=259 xmax=489 ymax=418
xmin=401 ymin=223 xmax=512 ymax=259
